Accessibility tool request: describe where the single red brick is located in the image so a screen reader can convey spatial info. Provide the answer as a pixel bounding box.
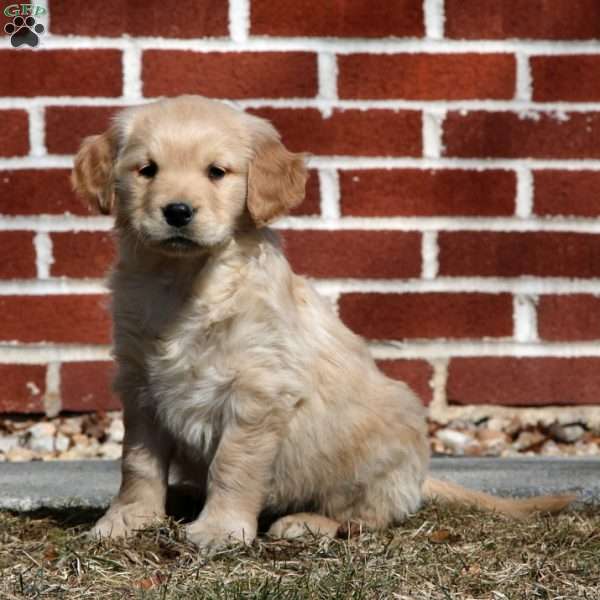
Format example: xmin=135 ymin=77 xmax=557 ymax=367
xmin=534 ymin=171 xmax=600 ymax=217
xmin=49 ymin=0 xmax=227 ymax=37
xmin=376 ymin=359 xmax=433 ymax=405
xmin=339 ymin=54 xmax=515 ymax=100
xmin=0 ymin=232 xmax=36 ymax=279
xmin=0 ymin=295 xmax=111 ymax=344
xmin=445 ymin=0 xmax=600 ymax=40
xmin=45 ymin=106 xmax=120 ymax=155
xmin=250 ymin=108 xmax=422 ymax=156
xmin=0 ymin=169 xmax=91 ymax=216
xmin=447 ymin=357 xmax=600 ymax=406
xmin=291 ymin=170 xmax=320 ymax=216
xmin=51 ymin=232 xmax=116 ymax=279
xmin=538 ymin=295 xmax=600 ymax=341
xmin=340 ymin=169 xmax=515 ymax=217
xmin=143 ymin=51 xmax=317 ymax=98
xmin=532 ymin=56 xmax=600 ymax=102
xmin=0 ymin=50 xmax=122 ymax=97
xmin=439 ymin=232 xmax=600 ymax=278
xmin=443 ymin=111 xmax=600 ymax=159
xmin=0 ymin=110 xmax=28 ymax=157
xmin=338 ymin=293 xmax=512 ymax=340
xmin=251 ymin=0 xmax=423 ymax=37
xmin=0 ymin=365 xmax=46 ymax=413
xmin=61 ymin=362 xmax=120 ymax=412
xmin=281 ymin=230 xmax=421 ymax=279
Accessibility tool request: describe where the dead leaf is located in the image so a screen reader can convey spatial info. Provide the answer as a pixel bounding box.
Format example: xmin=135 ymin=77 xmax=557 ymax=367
xmin=429 ymin=529 xmax=460 ymax=544
xmin=134 ymin=572 xmax=165 ymax=590
xmin=43 ymin=544 xmax=58 ymax=561
xmin=462 ymin=563 xmax=481 ymax=575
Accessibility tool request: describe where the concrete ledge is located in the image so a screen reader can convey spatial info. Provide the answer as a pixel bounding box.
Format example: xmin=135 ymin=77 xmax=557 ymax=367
xmin=429 ymin=456 xmax=599 ymax=506
xmin=0 ymin=460 xmax=120 ymax=511
xmin=0 ymin=457 xmax=598 ymax=512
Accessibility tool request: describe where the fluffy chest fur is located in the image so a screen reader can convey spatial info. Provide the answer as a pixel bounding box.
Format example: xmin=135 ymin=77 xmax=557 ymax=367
xmin=111 ymin=234 xmax=305 ymax=459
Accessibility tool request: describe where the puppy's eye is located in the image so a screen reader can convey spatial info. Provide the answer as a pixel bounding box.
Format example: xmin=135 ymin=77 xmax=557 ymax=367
xmin=208 ymin=165 xmax=226 ymax=181
xmin=138 ymin=161 xmax=158 ymax=178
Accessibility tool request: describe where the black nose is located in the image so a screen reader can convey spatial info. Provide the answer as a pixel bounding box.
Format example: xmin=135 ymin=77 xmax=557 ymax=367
xmin=162 ymin=203 xmax=194 ymax=228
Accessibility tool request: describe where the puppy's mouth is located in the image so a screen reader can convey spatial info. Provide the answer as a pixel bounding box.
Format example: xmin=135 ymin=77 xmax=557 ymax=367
xmin=158 ymin=236 xmax=201 ymax=251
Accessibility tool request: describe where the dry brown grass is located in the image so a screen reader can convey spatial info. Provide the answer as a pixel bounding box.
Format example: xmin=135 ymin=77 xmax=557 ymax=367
xmin=0 ymin=504 xmax=599 ymax=599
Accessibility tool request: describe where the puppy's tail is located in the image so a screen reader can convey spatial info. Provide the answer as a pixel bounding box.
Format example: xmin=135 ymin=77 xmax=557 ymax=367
xmin=422 ymin=477 xmax=576 ymax=519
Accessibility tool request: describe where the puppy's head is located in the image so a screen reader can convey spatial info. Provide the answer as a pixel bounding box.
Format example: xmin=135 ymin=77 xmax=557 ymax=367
xmin=71 ymin=96 xmax=307 ymax=256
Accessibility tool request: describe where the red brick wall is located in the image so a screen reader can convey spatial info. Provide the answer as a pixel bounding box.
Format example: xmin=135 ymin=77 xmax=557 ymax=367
xmin=1 ymin=0 xmax=600 ymax=414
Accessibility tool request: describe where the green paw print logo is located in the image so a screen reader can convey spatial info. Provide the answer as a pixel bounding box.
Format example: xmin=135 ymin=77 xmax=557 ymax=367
xmin=3 ymin=4 xmax=47 ymax=48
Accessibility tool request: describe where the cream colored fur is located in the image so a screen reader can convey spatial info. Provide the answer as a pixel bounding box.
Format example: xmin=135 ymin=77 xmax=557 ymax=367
xmin=71 ymin=96 xmax=574 ymax=549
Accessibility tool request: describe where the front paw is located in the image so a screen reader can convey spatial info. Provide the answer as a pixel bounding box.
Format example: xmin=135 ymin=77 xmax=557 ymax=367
xmin=90 ymin=503 xmax=164 ymax=539
xmin=185 ymin=516 xmax=256 ymax=551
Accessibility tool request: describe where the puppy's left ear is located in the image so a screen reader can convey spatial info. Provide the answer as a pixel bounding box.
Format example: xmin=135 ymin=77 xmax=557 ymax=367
xmin=246 ymin=119 xmax=308 ymax=227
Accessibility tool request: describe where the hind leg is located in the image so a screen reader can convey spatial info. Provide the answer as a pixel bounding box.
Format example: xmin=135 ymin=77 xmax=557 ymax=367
xmin=268 ymin=457 xmax=426 ymax=540
xmin=322 ymin=460 xmax=426 ymax=532
xmin=267 ymin=513 xmax=341 ymax=539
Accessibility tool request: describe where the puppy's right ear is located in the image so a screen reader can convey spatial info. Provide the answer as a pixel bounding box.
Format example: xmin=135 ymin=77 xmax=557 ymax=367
xmin=71 ymin=128 xmax=118 ymax=215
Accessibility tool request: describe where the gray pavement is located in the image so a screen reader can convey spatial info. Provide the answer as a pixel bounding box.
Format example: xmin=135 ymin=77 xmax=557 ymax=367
xmin=0 ymin=457 xmax=598 ymax=512
xmin=429 ymin=456 xmax=599 ymax=506
xmin=0 ymin=457 xmax=600 ymax=511
xmin=0 ymin=460 xmax=120 ymax=511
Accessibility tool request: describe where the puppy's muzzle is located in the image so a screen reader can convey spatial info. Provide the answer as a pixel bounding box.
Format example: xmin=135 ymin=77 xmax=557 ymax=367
xmin=162 ymin=203 xmax=194 ymax=228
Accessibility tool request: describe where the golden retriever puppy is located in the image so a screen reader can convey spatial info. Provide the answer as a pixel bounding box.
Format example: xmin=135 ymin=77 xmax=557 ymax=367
xmin=71 ymin=96 xmax=574 ymax=548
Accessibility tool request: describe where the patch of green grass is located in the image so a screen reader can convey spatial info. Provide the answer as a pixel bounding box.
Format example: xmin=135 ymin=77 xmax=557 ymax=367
xmin=1 ymin=505 xmax=599 ymax=599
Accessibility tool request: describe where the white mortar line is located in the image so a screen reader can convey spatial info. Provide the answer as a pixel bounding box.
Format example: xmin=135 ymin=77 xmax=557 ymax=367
xmin=43 ymin=361 xmax=61 ymax=417
xmin=368 ymin=341 xmax=600 ymax=360
xmin=513 ymin=294 xmax=539 ymax=342
xmin=8 ymin=156 xmax=600 ymax=173
xmin=275 ymin=215 xmax=600 ymax=233
xmin=4 ymin=214 xmax=600 ymax=233
xmin=8 ymin=155 xmax=600 ymax=172
xmin=0 ymin=157 xmax=73 ymax=169
xmin=10 ymin=95 xmax=600 ymax=114
xmin=7 ymin=97 xmax=600 ymax=114
xmin=308 ymin=157 xmax=600 ymax=171
xmin=421 ymin=232 xmax=439 ymax=279
xmin=2 ymin=341 xmax=600 ymax=364
xmin=317 ymin=53 xmax=338 ymax=118
xmin=0 ymin=345 xmax=112 ymax=364
xmin=3 ymin=276 xmax=600 ymax=297
xmin=7 ymin=156 xmax=600 ymax=172
xmin=318 ymin=169 xmax=341 ymax=218
xmin=33 ymin=232 xmax=53 ymax=279
xmin=122 ymin=43 xmax=143 ymax=100
xmin=422 ymin=109 xmax=446 ymax=158
xmin=428 ymin=358 xmax=449 ymax=413
xmin=217 ymin=98 xmax=600 ymax=113
xmin=515 ymin=53 xmax=532 ymax=101
xmin=0 ymin=97 xmax=148 ymax=109
xmin=424 ymin=0 xmax=445 ymax=39
xmin=27 ymin=106 xmax=46 ymax=157
xmin=7 ymin=35 xmax=600 ymax=54
xmin=0 ymin=215 xmax=112 ymax=231
xmin=0 ymin=279 xmax=108 ymax=295
xmin=327 ymin=291 xmax=341 ymax=316
xmin=229 ymin=0 xmax=250 ymax=43
xmin=313 ymin=277 xmax=600 ymax=296
xmin=515 ymin=167 xmax=533 ymax=218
